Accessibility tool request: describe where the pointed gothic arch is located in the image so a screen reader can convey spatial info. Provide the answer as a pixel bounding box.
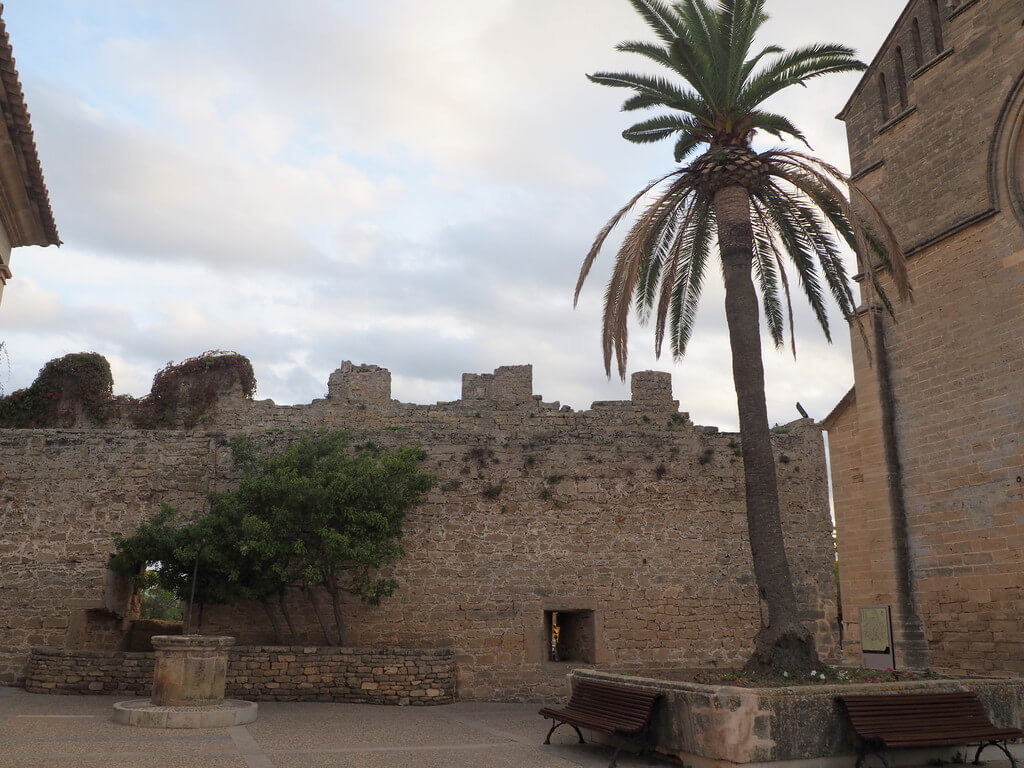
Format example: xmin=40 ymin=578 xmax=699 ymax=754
xmin=990 ymin=70 xmax=1024 ymax=232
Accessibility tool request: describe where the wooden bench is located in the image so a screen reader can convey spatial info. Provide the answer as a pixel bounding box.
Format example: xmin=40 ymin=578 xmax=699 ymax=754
xmin=539 ymin=678 xmax=660 ymax=768
xmin=839 ymin=692 xmax=1022 ymax=768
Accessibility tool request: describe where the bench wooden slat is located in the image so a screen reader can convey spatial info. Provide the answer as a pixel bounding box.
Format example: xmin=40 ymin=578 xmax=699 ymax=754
xmin=839 ymin=691 xmax=1023 ymax=763
xmin=539 ymin=678 xmax=661 ymax=766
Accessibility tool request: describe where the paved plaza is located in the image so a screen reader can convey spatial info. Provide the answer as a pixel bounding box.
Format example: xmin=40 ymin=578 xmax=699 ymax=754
xmin=0 ymin=686 xmax=672 ymax=768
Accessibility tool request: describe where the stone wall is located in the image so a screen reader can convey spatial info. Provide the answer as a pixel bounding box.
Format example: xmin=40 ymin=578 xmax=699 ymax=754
xmin=23 ymin=646 xmax=454 ymax=704
xmin=1 ymin=363 xmax=840 ymax=700
xmin=829 ymin=0 xmax=1024 ymax=675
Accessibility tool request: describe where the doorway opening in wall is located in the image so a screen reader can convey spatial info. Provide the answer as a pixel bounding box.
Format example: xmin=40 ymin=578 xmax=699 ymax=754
xmin=544 ymin=610 xmax=595 ymax=663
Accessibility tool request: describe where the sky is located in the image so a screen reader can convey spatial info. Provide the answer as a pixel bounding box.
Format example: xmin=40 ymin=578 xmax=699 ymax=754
xmin=0 ymin=0 xmax=903 ymax=431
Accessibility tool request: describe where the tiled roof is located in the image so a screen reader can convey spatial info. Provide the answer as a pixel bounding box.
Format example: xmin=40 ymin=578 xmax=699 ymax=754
xmin=0 ymin=3 xmax=60 ymax=246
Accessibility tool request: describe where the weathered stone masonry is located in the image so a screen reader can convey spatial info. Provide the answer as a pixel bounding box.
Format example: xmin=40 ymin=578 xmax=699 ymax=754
xmin=1 ymin=362 xmax=839 ymax=700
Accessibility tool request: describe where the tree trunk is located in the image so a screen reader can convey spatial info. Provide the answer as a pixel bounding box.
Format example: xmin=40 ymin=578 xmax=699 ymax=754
xmin=304 ymin=585 xmax=335 ymax=646
xmin=327 ymin=584 xmax=347 ymax=647
xmin=259 ymin=597 xmax=284 ymax=645
xmin=278 ymin=592 xmax=297 ymax=642
xmin=324 ymin=566 xmax=347 ymax=646
xmin=713 ymin=184 xmax=821 ymax=674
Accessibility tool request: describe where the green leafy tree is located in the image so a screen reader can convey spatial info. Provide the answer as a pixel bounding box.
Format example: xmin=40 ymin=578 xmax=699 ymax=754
xmin=109 ymin=504 xmax=253 ymax=631
xmin=110 ymin=431 xmax=435 ymax=645
xmin=227 ymin=432 xmax=436 ymax=645
xmin=138 ymin=571 xmax=184 ymax=621
xmin=576 ymin=0 xmax=910 ymax=672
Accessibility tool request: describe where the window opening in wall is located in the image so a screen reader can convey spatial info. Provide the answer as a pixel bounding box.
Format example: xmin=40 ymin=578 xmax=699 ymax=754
xmin=911 ymin=18 xmax=923 ymax=69
xmin=878 ymin=73 xmax=890 ymax=121
xmin=929 ymin=0 xmax=944 ymax=53
xmin=545 ymin=610 xmax=595 ymax=663
xmin=895 ymin=48 xmax=908 ymax=109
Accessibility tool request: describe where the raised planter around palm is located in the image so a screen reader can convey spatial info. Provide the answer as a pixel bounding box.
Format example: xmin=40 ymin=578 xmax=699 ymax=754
xmin=570 ymin=669 xmax=1024 ymax=766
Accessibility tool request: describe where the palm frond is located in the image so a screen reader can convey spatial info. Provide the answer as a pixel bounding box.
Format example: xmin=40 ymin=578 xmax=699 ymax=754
xmin=604 ymin=175 xmax=697 ymax=377
xmin=632 ymin=184 xmax=694 ymax=320
xmin=654 ymin=197 xmax=712 ymax=358
xmin=673 ymin=133 xmax=705 ymax=163
xmin=625 ymin=0 xmax=680 ymax=45
xmin=749 ymin=111 xmax=809 ymax=147
xmin=575 ymin=168 xmax=683 ymax=306
xmin=769 ymin=182 xmax=856 ymax=321
xmin=616 ymin=40 xmax=674 ymax=71
xmin=588 ymin=71 xmax=707 ymax=115
xmin=738 ymin=44 xmax=784 ymax=84
xmin=623 ymin=113 xmax=703 ymax=144
xmin=749 ymin=207 xmax=786 ymax=349
xmin=666 ymin=201 xmax=714 ymax=360
xmin=722 ymin=0 xmax=768 ymax=105
xmin=848 ymin=184 xmax=911 ymax=301
xmin=741 ymin=44 xmax=865 ymax=109
xmin=754 ymin=181 xmax=832 ymax=341
xmin=767 ymin=150 xmax=910 ymax=303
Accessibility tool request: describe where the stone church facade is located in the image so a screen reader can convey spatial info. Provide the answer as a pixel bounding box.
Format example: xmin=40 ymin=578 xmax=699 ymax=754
xmin=825 ymin=0 xmax=1024 ymax=674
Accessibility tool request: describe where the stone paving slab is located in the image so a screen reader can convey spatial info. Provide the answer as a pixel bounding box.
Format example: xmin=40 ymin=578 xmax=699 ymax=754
xmin=0 ymin=687 xmax=668 ymax=768
xmin=4 ymin=686 xmax=1016 ymax=768
xmin=2 ymin=759 xmax=249 ymax=768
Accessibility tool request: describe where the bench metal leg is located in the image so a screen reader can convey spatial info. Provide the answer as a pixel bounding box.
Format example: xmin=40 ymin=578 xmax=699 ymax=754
xmin=543 ymin=719 xmax=585 ymax=745
xmin=608 ymin=743 xmax=622 ymax=768
xmin=974 ymin=740 xmax=1018 ymax=768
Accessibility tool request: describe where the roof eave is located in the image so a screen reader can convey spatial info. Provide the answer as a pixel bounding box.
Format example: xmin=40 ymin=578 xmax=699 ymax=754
xmin=0 ymin=3 xmax=59 ymax=247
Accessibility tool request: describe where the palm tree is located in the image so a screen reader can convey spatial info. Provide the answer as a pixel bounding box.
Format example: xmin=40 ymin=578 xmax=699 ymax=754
xmin=575 ymin=0 xmax=910 ymax=672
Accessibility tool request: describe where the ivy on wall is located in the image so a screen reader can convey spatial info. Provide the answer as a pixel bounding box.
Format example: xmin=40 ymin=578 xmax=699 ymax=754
xmin=0 ymin=350 xmax=256 ymax=429
xmin=0 ymin=352 xmax=113 ymax=427
xmin=133 ymin=351 xmax=256 ymax=429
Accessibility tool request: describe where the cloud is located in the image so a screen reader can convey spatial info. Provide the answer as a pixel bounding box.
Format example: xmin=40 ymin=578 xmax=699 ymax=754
xmin=29 ymin=83 xmax=400 ymax=274
xmin=2 ymin=0 xmax=899 ymax=431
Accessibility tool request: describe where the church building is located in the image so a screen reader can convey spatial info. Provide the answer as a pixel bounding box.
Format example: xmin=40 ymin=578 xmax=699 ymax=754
xmin=825 ymin=0 xmax=1023 ymax=674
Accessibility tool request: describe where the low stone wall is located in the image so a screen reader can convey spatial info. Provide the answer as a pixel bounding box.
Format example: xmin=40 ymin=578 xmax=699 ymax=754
xmin=573 ymin=669 xmax=1024 ymax=767
xmin=25 ymin=647 xmax=155 ymax=695
xmin=24 ymin=646 xmax=455 ymax=705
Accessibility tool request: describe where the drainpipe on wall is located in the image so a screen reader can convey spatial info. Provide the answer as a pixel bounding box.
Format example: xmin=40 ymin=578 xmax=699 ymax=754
xmin=871 ymin=309 xmax=931 ymax=669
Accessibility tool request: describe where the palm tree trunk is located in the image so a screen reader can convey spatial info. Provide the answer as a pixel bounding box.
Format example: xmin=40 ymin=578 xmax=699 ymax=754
xmin=714 ymin=184 xmax=820 ymax=673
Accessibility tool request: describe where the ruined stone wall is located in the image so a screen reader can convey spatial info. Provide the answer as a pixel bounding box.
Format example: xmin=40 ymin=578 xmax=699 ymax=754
xmin=0 ymin=364 xmax=839 ymax=700
xmin=24 ymin=646 xmax=454 ymax=704
xmin=830 ymin=0 xmax=1024 ymax=675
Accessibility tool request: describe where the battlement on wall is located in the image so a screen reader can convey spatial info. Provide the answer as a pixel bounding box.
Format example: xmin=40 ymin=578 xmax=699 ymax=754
xmin=0 ymin=352 xmax=692 ymax=429
xmin=327 ymin=362 xmax=392 ymax=403
xmin=325 ymin=361 xmax=681 ymax=414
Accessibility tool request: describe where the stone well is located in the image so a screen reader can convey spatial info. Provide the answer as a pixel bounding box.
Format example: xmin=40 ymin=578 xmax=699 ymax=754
xmin=112 ymin=635 xmax=256 ymax=728
xmin=151 ymin=634 xmax=233 ymax=706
